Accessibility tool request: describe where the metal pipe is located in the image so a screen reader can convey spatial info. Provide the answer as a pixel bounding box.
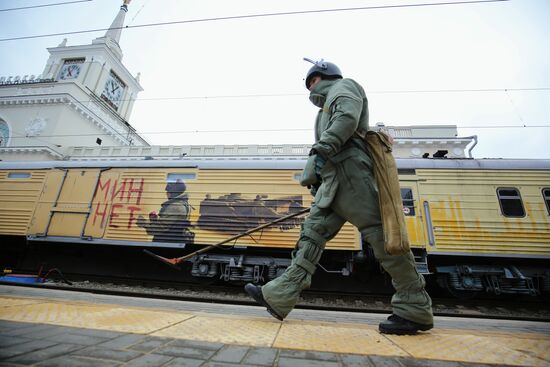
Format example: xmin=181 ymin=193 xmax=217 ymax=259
xmin=466 ymin=135 xmax=478 ymax=158
xmin=144 ymin=207 xmax=311 ymax=269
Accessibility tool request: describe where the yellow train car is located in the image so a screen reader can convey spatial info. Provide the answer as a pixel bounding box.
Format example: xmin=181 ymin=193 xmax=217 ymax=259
xmin=0 ymin=158 xmax=549 ymax=296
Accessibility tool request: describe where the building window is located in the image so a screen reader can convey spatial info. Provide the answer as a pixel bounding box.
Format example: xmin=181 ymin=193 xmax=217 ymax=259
xmin=0 ymin=119 xmax=10 ymax=147
xmin=497 ymin=188 xmax=525 ymax=217
xmin=543 ymin=188 xmax=550 ymax=215
xmin=400 ymin=188 xmax=415 ymax=216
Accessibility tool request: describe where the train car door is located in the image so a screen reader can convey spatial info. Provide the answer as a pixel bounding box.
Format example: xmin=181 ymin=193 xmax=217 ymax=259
xmin=81 ymin=170 xmax=121 ymax=238
xmin=400 ymin=182 xmax=427 ymax=248
xmin=29 ymin=168 xmax=105 ymax=238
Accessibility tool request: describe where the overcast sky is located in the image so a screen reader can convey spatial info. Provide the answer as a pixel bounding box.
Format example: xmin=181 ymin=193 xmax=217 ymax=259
xmin=1 ymin=0 xmax=549 ymax=159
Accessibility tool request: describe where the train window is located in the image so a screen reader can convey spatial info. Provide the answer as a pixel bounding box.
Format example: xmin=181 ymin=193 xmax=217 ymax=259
xmin=167 ymin=173 xmax=196 ymax=182
xmin=543 ymin=188 xmax=550 ymax=215
xmin=7 ymin=172 xmax=31 ymax=179
xmin=293 ymin=173 xmax=302 ymax=182
xmin=400 ymin=188 xmax=415 ymax=216
xmin=497 ymin=188 xmax=525 ymax=217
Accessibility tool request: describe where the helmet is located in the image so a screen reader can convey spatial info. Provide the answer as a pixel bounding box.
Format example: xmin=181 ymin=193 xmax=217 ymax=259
xmin=304 ymin=58 xmax=342 ymax=89
xmin=165 ymin=179 xmax=186 ymax=195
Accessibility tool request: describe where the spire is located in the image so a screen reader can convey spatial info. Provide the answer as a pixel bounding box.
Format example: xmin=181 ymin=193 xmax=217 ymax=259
xmin=104 ymin=0 xmax=131 ymax=45
xmin=92 ymin=0 xmax=131 ymax=60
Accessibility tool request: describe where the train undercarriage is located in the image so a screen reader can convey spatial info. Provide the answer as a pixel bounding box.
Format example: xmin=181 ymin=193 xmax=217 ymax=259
xmin=1 ymin=236 xmax=549 ymax=299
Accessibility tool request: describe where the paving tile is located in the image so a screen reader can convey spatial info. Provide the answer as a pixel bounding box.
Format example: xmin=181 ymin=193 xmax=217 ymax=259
xmin=163 ymin=357 xmax=204 ymax=367
xmin=279 ymin=348 xmax=339 ymax=361
xmin=128 ymin=336 xmax=173 ymax=353
xmin=211 ymin=345 xmax=250 ymax=363
xmin=385 ymin=333 xmax=545 ymax=366
xmin=491 ymin=335 xmax=550 ymax=363
xmin=5 ymin=343 xmax=85 ymax=365
xmin=34 ymin=355 xmax=122 ymax=367
xmin=66 ymin=328 xmax=124 ymax=340
xmin=0 ymin=297 xmax=44 ymax=308
xmin=49 ymin=332 xmax=109 ymax=346
xmin=275 ymin=321 xmax=407 ymax=356
xmin=15 ymin=324 xmax=68 ymax=339
xmin=71 ymin=346 xmax=143 ymax=362
xmin=155 ymin=345 xmax=217 ymax=360
xmin=0 ymin=335 xmax=34 ymax=348
xmin=242 ymin=347 xmax=278 ymax=366
xmin=0 ymin=302 xmax=193 ymax=334
xmin=0 ymin=320 xmax=33 ymax=330
xmin=341 ymin=354 xmax=376 ymax=367
xmin=97 ymin=334 xmax=147 ymax=349
xmin=1 ymin=324 xmax=58 ymax=337
xmin=368 ymin=356 xmax=405 ymax=367
xmin=124 ymin=353 xmax=174 ymax=367
xmin=202 ymin=363 xmax=260 ymax=367
xmin=0 ymin=339 xmax=57 ymax=360
xmin=398 ymin=357 xmax=463 ymax=367
xmin=168 ymin=339 xmax=224 ymax=351
xmin=278 ymin=357 xmax=340 ymax=367
xmin=153 ymin=315 xmax=279 ymax=347
xmin=21 ymin=325 xmax=68 ymax=340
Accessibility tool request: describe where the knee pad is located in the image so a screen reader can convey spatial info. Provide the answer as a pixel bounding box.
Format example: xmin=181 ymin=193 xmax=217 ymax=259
xmin=293 ymin=228 xmax=327 ymax=275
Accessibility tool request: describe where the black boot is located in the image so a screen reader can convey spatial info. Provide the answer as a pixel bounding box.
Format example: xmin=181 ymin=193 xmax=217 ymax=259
xmin=379 ymin=314 xmax=433 ymax=335
xmin=244 ymin=283 xmax=284 ymax=321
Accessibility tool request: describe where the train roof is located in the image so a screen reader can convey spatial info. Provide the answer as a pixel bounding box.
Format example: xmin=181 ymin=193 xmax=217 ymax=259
xmin=1 ymin=157 xmax=550 ymax=170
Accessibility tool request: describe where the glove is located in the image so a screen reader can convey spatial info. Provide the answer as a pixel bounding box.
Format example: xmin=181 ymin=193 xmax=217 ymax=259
xmin=308 ymin=148 xmax=326 ymax=177
xmin=314 ymin=154 xmax=325 ymax=177
xmin=308 ymin=183 xmax=320 ymax=197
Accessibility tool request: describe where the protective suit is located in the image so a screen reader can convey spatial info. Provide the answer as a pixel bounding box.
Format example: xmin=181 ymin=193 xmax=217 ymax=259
xmin=260 ymin=78 xmax=433 ymax=326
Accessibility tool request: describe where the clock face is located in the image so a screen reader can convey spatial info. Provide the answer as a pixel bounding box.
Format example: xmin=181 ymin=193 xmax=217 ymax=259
xmin=59 ymin=60 xmax=83 ymax=80
xmin=101 ymin=73 xmax=125 ymax=110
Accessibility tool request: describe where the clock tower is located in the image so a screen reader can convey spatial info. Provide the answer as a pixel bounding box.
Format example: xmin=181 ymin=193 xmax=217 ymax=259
xmin=0 ymin=0 xmax=148 ymax=161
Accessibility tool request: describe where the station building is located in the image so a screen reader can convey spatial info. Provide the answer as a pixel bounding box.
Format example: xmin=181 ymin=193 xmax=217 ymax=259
xmin=0 ymin=1 xmax=476 ymax=162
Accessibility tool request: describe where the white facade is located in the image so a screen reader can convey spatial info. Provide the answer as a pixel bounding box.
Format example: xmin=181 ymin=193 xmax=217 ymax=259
xmin=0 ymin=1 xmax=147 ymax=161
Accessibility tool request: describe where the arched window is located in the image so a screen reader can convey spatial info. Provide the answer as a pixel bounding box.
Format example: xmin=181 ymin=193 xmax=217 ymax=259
xmin=0 ymin=119 xmax=10 ymax=147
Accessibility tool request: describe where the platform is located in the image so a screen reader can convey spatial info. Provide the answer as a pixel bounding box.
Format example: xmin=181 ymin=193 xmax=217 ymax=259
xmin=0 ymin=285 xmax=549 ymax=366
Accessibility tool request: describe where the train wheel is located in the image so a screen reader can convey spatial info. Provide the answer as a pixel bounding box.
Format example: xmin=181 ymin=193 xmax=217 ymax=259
xmin=443 ymin=274 xmax=479 ymax=300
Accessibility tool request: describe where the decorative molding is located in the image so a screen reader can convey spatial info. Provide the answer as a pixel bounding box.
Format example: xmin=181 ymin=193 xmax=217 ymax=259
xmin=25 ymin=117 xmax=48 ymax=137
xmin=14 ymin=85 xmax=55 ymax=95
xmin=0 ymin=77 xmax=55 ymax=87
xmin=0 ymin=146 xmax=64 ymax=159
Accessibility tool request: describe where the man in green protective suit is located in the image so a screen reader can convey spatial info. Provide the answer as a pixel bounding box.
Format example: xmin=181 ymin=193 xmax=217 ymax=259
xmin=245 ymin=59 xmax=433 ymax=335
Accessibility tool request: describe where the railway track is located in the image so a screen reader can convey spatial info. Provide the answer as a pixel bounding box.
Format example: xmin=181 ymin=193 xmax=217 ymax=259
xmin=2 ymin=275 xmax=549 ymax=322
